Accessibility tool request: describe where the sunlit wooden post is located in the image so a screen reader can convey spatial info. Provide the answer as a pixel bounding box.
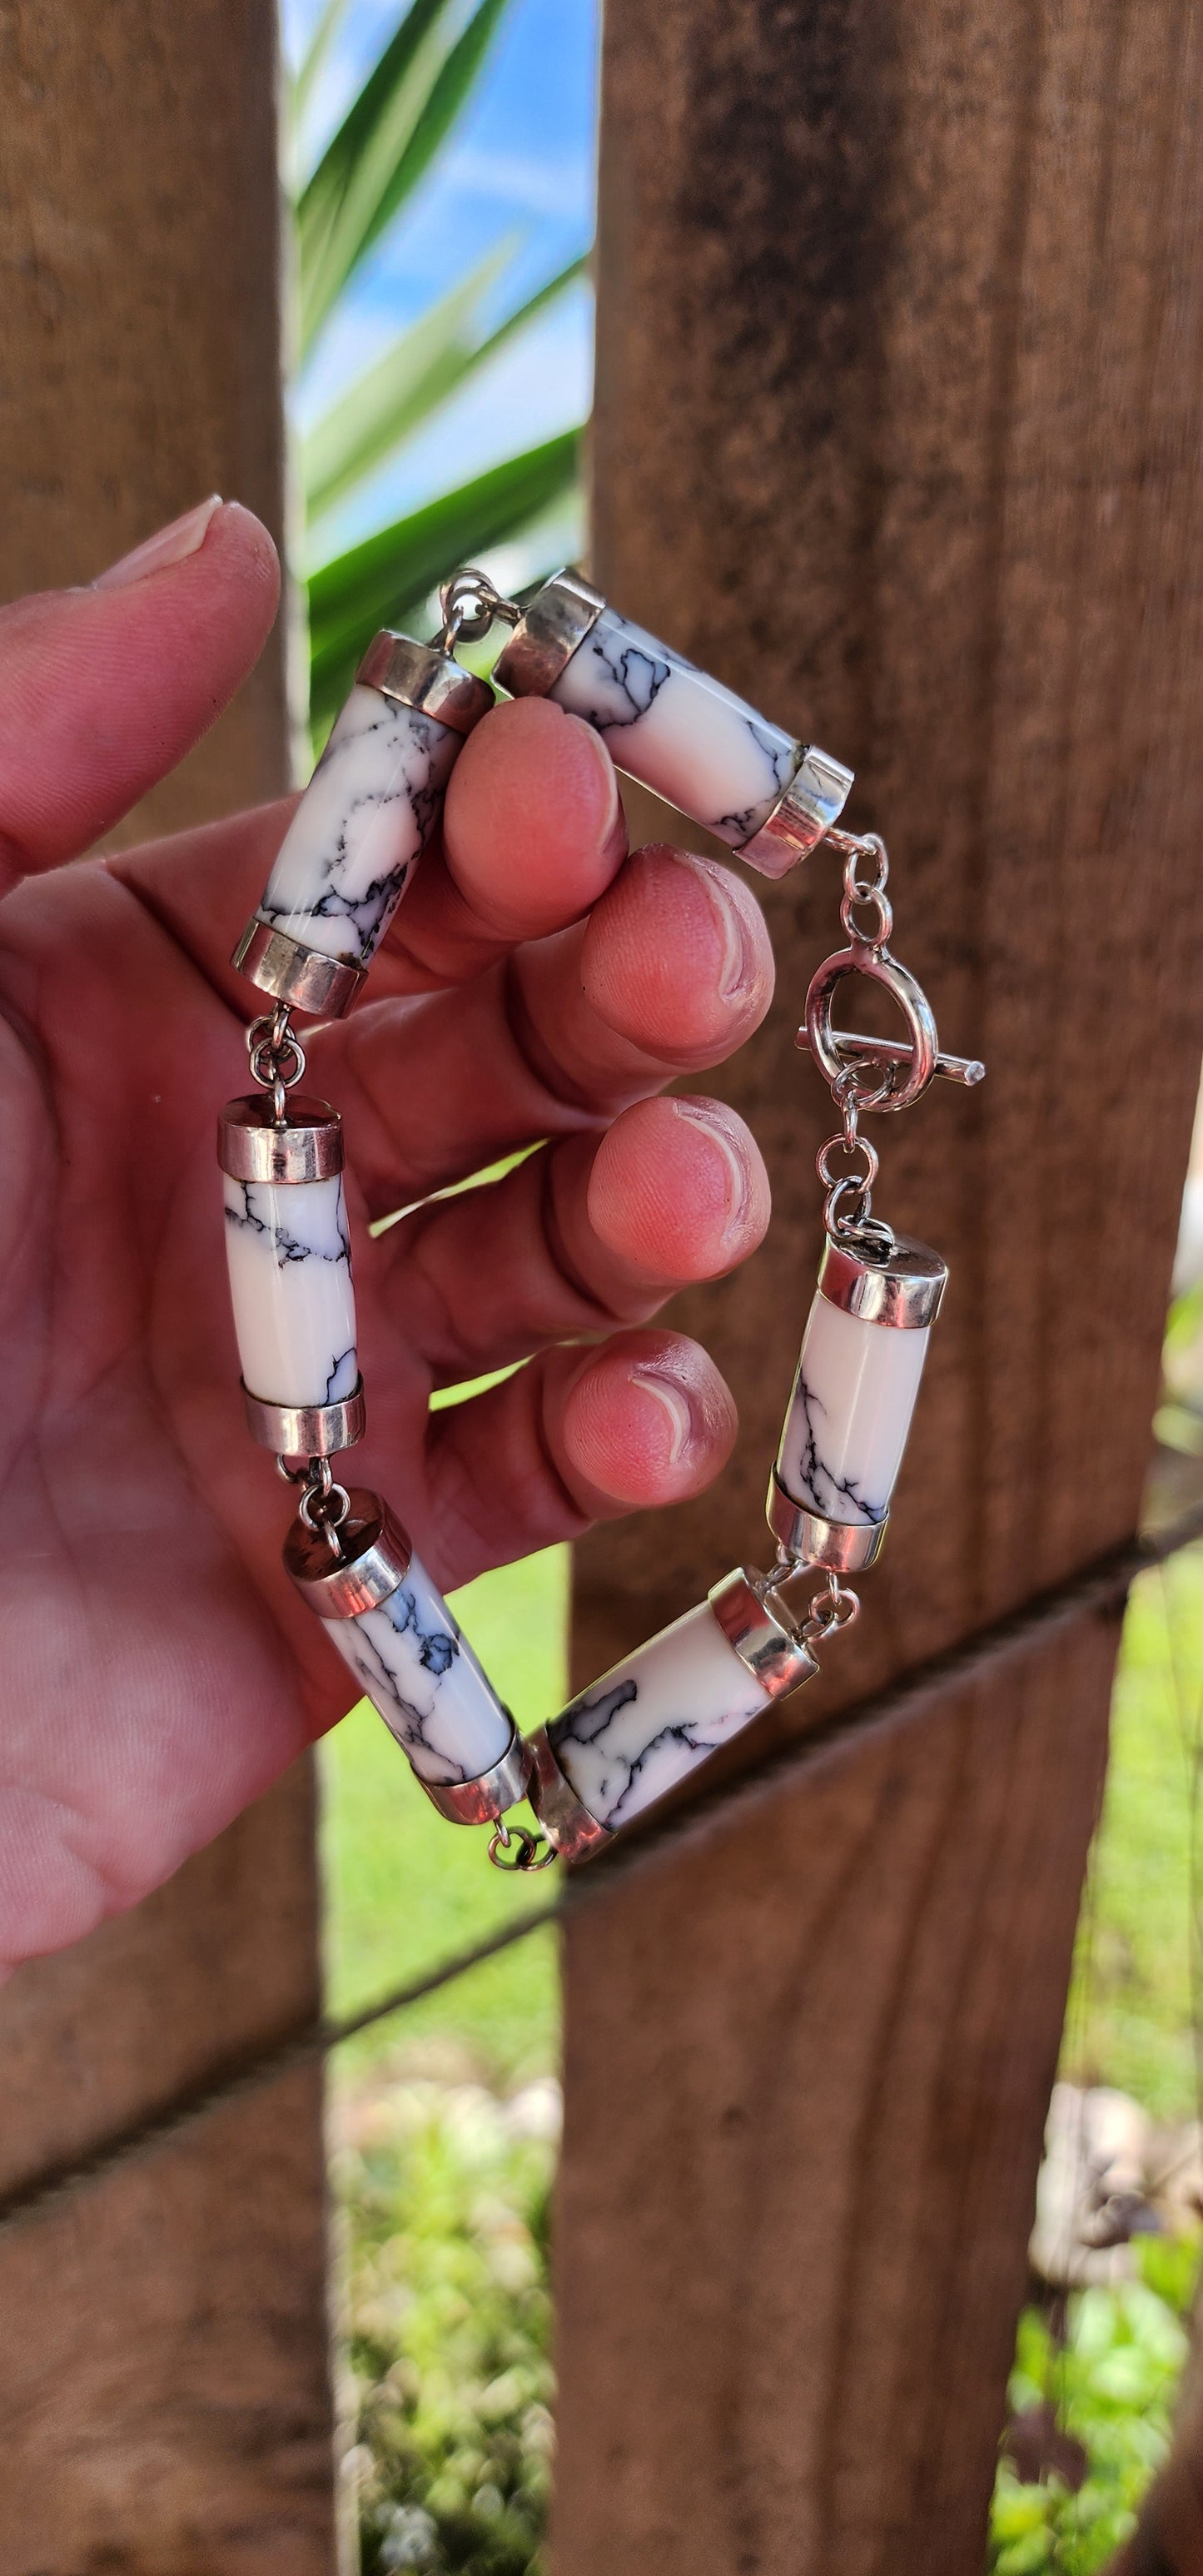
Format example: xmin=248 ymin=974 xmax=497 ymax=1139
xmin=555 ymin=2 xmax=1203 ymax=2569
xmin=0 ymin=6 xmax=334 ymax=2566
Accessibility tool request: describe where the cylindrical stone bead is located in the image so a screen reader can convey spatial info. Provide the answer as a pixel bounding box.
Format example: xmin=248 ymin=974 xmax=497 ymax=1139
xmin=253 ymin=684 xmax=461 ymax=971
xmin=776 ymin=1296 xmax=927 ymax=1528
xmin=328 ymin=1554 xmax=513 ymax=1789
xmin=242 ymin=639 xmax=495 ymax=1000
xmin=548 ymin=604 xmax=797 ymax=849
xmin=493 ymin=571 xmax=853 ymax=871
xmin=774 ymin=1236 xmax=947 ymax=1531
xmin=219 ymin=1095 xmax=359 ymax=1413
xmin=546 ymin=1602 xmax=773 ymax=1833
xmin=222 ymin=1170 xmax=357 ymax=1410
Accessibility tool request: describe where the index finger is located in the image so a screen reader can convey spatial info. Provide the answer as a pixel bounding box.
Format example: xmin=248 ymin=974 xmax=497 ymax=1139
xmin=115 ymin=693 xmax=630 ymax=1013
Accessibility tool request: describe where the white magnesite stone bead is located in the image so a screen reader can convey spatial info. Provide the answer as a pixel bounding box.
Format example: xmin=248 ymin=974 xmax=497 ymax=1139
xmin=549 ymin=604 xmax=796 ymax=849
xmin=329 ymin=1554 xmax=513 ymax=1787
xmin=547 ymin=1601 xmax=772 ymax=1832
xmin=776 ymin=1291 xmax=930 ymax=1529
xmin=254 ymin=685 xmax=460 ymax=968
xmin=223 ymin=1171 xmax=357 ymax=1410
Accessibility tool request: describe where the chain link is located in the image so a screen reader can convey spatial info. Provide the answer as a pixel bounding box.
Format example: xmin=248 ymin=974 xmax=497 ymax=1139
xmin=809 ymin=832 xmax=912 ymax=1245
xmin=487 ymin=1818 xmax=556 ymax=1872
xmin=763 ymin=1551 xmax=862 ymax=1649
xmin=246 ymin=1001 xmax=306 ymax=1121
xmin=435 ymin=565 xmax=521 ymax=654
xmin=802 ymin=1573 xmax=862 ymax=1644
xmin=816 ymin=1060 xmax=883 ymax=1238
xmin=835 ymin=829 xmax=893 ymax=949
xmin=276 ymin=1454 xmax=352 ymax=1555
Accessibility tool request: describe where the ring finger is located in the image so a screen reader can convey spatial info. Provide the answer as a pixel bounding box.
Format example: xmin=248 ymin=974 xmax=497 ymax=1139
xmin=377 ymin=1091 xmax=771 ymax=1385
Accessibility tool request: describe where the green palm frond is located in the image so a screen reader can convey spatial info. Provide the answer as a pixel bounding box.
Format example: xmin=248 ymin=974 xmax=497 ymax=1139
xmin=294 ymin=0 xmax=588 ymax=721
xmin=294 ymin=0 xmax=353 ymax=122
xmin=305 ymin=248 xmax=586 ymax=524
xmin=300 ymin=0 xmax=511 ymax=355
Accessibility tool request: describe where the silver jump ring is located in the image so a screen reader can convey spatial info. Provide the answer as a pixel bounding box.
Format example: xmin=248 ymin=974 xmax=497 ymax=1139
xmin=840 ymin=838 xmax=888 ymax=909
xmin=803 ymin=1576 xmax=861 ymax=1644
xmin=823 ymin=1175 xmax=874 ymax=1243
xmin=247 ymin=1017 xmax=306 ymax=1092
xmin=487 ymin=1821 xmax=556 ymax=1872
xmin=298 ymin=1470 xmax=350 ymax=1537
xmin=829 ymin=828 xmax=890 ymax=906
xmin=435 ymin=565 xmax=520 ymax=653
xmin=841 ymin=888 xmax=894 ymax=947
xmin=817 ymin=1133 xmax=879 ymax=1194
xmin=823 ymin=1192 xmax=873 ymax=1242
xmin=847 ymin=1212 xmax=898 ymax=1258
xmin=833 ymin=1060 xmax=893 ymax=1123
xmin=844 ymin=832 xmax=889 ymax=891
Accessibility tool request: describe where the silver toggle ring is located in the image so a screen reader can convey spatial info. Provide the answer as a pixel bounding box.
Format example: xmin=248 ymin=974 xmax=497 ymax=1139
xmin=804 ymin=943 xmax=939 ymax=1114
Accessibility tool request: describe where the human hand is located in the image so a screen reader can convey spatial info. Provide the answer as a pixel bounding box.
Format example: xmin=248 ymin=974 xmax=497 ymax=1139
xmin=0 ymin=500 xmax=775 ymax=1972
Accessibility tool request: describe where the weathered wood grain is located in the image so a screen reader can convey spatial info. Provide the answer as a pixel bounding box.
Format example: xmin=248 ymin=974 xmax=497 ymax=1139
xmin=0 ymin=6 xmax=332 ymax=2568
xmin=0 ymin=0 xmax=292 ymax=839
xmin=557 ymin=0 xmax=1203 ymax=2567
xmin=557 ymin=1614 xmax=1116 ymax=2574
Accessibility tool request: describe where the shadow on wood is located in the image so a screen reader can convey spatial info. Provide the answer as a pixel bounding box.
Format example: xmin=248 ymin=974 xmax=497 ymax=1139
xmin=558 ymin=1 xmax=1203 ymax=2569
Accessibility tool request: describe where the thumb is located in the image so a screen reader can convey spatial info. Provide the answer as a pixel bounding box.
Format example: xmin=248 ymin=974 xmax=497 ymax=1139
xmin=0 ymin=499 xmax=280 ymax=894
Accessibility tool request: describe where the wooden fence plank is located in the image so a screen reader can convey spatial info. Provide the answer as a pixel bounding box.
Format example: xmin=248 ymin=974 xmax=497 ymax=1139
xmin=0 ymin=7 xmax=333 ymax=2569
xmin=557 ymin=1 xmax=1203 ymax=2567
xmin=557 ymin=1616 xmax=1116 ymax=2573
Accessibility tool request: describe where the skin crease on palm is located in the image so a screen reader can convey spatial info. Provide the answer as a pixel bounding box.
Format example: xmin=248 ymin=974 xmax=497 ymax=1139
xmin=0 ymin=500 xmax=777 ymax=1978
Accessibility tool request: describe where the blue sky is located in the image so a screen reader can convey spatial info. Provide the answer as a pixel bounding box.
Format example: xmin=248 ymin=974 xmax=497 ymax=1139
xmin=282 ymin=0 xmax=598 ymax=566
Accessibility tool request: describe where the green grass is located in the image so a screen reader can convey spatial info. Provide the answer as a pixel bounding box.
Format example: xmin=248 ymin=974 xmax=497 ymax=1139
xmin=320 ymin=1544 xmax=569 ymax=2086
xmin=1061 ymin=1544 xmax=1203 ymax=2121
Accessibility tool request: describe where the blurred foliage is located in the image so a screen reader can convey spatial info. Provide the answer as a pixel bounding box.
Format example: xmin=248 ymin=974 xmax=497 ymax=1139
xmin=1061 ymin=1549 xmax=1203 ymax=2121
xmin=989 ymin=2234 xmax=1200 ymax=2575
xmin=292 ymin=0 xmax=585 ymax=724
xmin=340 ymin=2077 xmax=557 ymax=2574
xmin=1156 ymin=1278 xmax=1203 ymax=1456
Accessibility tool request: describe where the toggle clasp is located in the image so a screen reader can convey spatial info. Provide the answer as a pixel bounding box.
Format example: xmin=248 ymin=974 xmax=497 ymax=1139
xmin=802 ymin=943 xmax=942 ymax=1112
xmin=800 ymin=832 xmax=984 ymax=1113
xmin=798 ymin=951 xmax=984 ymax=1111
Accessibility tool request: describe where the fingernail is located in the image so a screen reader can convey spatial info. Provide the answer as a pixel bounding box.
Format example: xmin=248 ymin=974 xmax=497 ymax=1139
xmin=629 ymin=1365 xmax=695 ymax=1465
xmin=93 ymin=495 xmax=223 ymax=591
xmin=694 ymin=856 xmax=756 ymax=1002
xmin=672 ymin=1098 xmax=752 ymax=1249
xmin=589 ymin=726 xmax=627 ymax=863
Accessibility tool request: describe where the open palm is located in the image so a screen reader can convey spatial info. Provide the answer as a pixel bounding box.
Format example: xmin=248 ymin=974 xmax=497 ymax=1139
xmin=0 ymin=504 xmax=774 ymax=1974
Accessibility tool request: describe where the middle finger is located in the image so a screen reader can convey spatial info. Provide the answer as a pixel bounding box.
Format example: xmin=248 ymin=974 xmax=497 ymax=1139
xmin=322 ymin=840 xmax=774 ymax=1216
